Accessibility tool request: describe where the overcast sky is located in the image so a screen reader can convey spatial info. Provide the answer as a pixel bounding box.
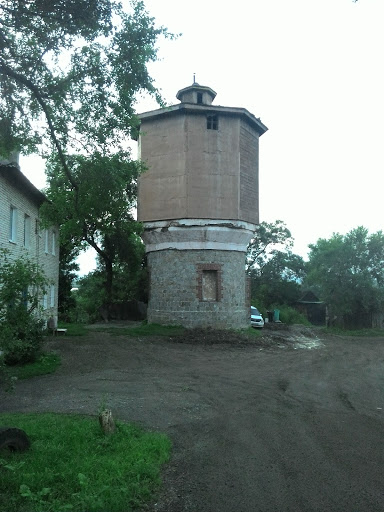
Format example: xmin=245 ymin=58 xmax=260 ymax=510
xmin=21 ymin=0 xmax=384 ymax=273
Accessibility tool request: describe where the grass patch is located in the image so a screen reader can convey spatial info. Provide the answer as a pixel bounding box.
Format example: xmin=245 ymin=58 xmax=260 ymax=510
xmin=56 ymin=323 xmax=88 ymax=336
xmin=325 ymin=327 xmax=384 ymax=337
xmin=0 ymin=412 xmax=171 ymax=512
xmin=243 ymin=327 xmax=263 ymax=337
xmin=8 ymin=353 xmax=61 ymax=380
xmin=94 ymin=323 xmax=185 ymax=337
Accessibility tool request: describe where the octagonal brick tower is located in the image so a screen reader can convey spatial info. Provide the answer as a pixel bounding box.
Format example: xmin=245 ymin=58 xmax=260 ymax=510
xmin=137 ymin=83 xmax=268 ymax=329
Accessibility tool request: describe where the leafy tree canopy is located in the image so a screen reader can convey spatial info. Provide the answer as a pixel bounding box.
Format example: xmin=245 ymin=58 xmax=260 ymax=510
xmin=247 ymin=221 xmax=306 ymax=309
xmin=246 ymin=220 xmax=294 ymax=273
xmin=0 ymin=0 xmax=171 ymax=165
xmin=306 ymin=226 xmax=384 ymax=321
xmin=0 ymin=0 xmax=174 ymax=309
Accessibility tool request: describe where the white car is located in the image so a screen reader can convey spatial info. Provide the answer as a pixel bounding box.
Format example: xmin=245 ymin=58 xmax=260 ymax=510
xmin=251 ymin=306 xmax=264 ymax=328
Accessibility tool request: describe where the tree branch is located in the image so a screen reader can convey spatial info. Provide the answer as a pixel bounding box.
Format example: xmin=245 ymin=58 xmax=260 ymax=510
xmin=0 ymin=60 xmax=78 ymax=191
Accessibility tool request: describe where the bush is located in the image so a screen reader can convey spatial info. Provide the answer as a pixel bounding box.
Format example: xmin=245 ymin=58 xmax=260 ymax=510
xmin=0 ymin=314 xmax=45 ymax=365
xmin=0 ymin=250 xmax=48 ymax=368
xmin=277 ymin=305 xmax=311 ymax=326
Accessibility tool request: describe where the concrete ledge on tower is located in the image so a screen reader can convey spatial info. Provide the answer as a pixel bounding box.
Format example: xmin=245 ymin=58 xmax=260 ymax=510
xmin=142 ymin=219 xmax=256 ymax=254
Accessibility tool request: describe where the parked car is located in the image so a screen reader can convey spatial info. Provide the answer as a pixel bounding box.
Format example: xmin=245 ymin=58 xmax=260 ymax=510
xmin=251 ymin=306 xmax=264 ymax=328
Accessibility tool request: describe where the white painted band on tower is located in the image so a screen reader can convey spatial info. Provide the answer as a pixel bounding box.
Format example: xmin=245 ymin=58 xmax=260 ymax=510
xmin=142 ymin=218 xmax=256 ymax=253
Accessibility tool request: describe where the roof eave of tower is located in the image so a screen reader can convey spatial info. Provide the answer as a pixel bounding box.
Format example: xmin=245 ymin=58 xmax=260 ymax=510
xmin=138 ymin=104 xmax=268 ymax=136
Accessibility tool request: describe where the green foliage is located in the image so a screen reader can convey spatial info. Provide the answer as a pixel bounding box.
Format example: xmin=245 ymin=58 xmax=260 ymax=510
xmin=0 ymin=249 xmax=49 ymax=318
xmin=73 ymin=240 xmax=147 ymax=322
xmin=0 ymin=412 xmax=171 ymax=512
xmin=276 ymin=305 xmax=311 ymax=326
xmin=246 ymin=220 xmax=294 ymax=272
xmin=0 ymin=250 xmax=48 ymax=366
xmin=74 ymin=271 xmax=107 ymax=322
xmin=0 ymin=315 xmax=45 ymax=365
xmin=0 ymin=0 xmax=172 ymax=157
xmin=57 ymin=240 xmax=80 ymax=322
xmin=56 ymin=323 xmax=88 ymax=336
xmin=9 ymin=353 xmax=61 ymax=380
xmin=306 ymin=226 xmax=384 ymax=327
xmin=247 ymin=221 xmax=306 ymax=310
xmin=1 ymin=0 xmax=174 ymax=307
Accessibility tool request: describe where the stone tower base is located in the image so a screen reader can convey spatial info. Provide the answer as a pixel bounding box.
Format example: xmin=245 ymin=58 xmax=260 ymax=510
xmin=147 ymin=249 xmax=250 ymax=329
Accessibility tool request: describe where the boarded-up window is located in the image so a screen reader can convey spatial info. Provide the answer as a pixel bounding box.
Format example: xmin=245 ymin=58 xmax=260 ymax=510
xmin=197 ymin=263 xmax=223 ymax=302
xmin=202 ymin=270 xmax=218 ymax=301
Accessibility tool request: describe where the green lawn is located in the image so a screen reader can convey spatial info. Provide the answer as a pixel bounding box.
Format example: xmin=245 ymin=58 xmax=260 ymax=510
xmin=0 ymin=413 xmax=171 ymax=512
xmin=8 ymin=353 xmax=61 ymax=380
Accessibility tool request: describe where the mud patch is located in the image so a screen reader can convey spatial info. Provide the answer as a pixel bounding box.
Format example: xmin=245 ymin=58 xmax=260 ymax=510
xmin=261 ymin=325 xmax=324 ymax=350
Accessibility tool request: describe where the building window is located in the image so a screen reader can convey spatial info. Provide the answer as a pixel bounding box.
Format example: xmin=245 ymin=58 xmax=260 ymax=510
xmin=196 ymin=263 xmax=223 ymax=302
xmin=52 ymin=231 xmax=56 ymax=256
xmin=202 ymin=270 xmax=218 ymax=301
xmin=197 ymin=92 xmax=203 ymax=104
xmin=43 ymin=292 xmax=48 ymax=310
xmin=207 ymin=115 xmax=218 ymax=130
xmin=24 ymin=214 xmax=31 ymax=248
xmin=44 ymin=229 xmax=49 ymax=253
xmin=50 ymin=284 xmax=55 ymax=308
xmin=9 ymin=206 xmax=17 ymax=242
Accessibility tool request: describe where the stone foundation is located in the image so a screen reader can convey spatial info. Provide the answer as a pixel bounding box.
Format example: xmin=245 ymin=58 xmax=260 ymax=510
xmin=147 ymin=249 xmax=249 ymax=329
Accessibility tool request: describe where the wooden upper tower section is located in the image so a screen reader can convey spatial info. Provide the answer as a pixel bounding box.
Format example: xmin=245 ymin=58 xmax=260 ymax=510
xmin=137 ymin=83 xmax=268 ymax=225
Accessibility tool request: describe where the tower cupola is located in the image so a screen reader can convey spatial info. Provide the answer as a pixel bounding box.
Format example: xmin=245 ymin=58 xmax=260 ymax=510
xmin=176 ymin=83 xmax=217 ymax=105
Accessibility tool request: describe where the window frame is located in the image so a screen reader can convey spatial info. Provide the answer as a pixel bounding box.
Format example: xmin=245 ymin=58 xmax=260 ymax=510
xmin=44 ymin=229 xmax=49 ymax=254
xmin=196 ymin=263 xmax=223 ymax=302
xmin=23 ymin=214 xmax=31 ymax=248
xmin=52 ymin=231 xmax=56 ymax=256
xmin=206 ymin=115 xmax=218 ymax=130
xmin=9 ymin=205 xmax=18 ymax=243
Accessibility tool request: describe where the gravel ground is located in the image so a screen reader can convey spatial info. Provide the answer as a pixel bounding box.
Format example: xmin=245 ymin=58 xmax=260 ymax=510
xmin=1 ymin=324 xmax=384 ymax=512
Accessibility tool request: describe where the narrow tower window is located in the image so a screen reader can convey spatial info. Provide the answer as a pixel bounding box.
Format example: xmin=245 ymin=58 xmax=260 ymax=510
xmin=197 ymin=263 xmax=223 ymax=302
xmin=207 ymin=115 xmax=218 ymax=130
xmin=197 ymin=92 xmax=203 ymax=104
xmin=202 ymin=270 xmax=218 ymax=301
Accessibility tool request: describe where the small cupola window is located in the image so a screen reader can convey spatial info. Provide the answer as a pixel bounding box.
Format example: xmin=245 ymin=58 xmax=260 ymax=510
xmin=197 ymin=92 xmax=203 ymax=104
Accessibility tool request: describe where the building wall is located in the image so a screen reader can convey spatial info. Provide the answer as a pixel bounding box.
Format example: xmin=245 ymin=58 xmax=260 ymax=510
xmin=147 ymin=249 xmax=249 ymax=329
xmin=138 ymin=112 xmax=260 ymax=225
xmin=0 ymin=174 xmax=59 ymax=325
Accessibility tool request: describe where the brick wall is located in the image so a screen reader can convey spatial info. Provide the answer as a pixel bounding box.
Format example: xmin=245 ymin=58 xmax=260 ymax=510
xmin=147 ymin=249 xmax=249 ymax=329
xmin=0 ymin=174 xmax=60 ymax=325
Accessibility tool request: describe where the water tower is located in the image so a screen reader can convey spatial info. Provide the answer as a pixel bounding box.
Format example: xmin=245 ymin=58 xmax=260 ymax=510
xmin=137 ymin=82 xmax=267 ymax=329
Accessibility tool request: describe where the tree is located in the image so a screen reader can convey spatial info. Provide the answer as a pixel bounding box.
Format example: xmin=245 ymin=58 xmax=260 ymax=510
xmin=246 ymin=220 xmax=294 ymax=273
xmin=40 ymin=152 xmax=142 ymax=306
xmin=57 ymin=239 xmax=80 ymax=321
xmin=0 ymin=0 xmax=170 ymax=159
xmin=306 ymin=227 xmax=384 ymax=328
xmin=246 ymin=221 xmax=306 ymax=309
xmin=0 ymin=0 xmax=173 ymax=307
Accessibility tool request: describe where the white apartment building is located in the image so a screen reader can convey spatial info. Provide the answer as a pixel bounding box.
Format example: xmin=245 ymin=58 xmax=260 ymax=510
xmin=0 ymin=156 xmax=59 ymax=326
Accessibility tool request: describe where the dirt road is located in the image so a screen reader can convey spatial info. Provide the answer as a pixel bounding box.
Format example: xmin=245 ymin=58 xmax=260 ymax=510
xmin=1 ymin=325 xmax=384 ymax=511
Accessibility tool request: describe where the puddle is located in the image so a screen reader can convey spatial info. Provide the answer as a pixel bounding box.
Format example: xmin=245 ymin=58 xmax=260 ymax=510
xmin=292 ymin=336 xmax=324 ymax=350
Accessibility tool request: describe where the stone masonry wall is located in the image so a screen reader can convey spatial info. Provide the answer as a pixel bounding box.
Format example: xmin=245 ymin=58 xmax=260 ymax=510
xmin=147 ymin=249 xmax=250 ymax=329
